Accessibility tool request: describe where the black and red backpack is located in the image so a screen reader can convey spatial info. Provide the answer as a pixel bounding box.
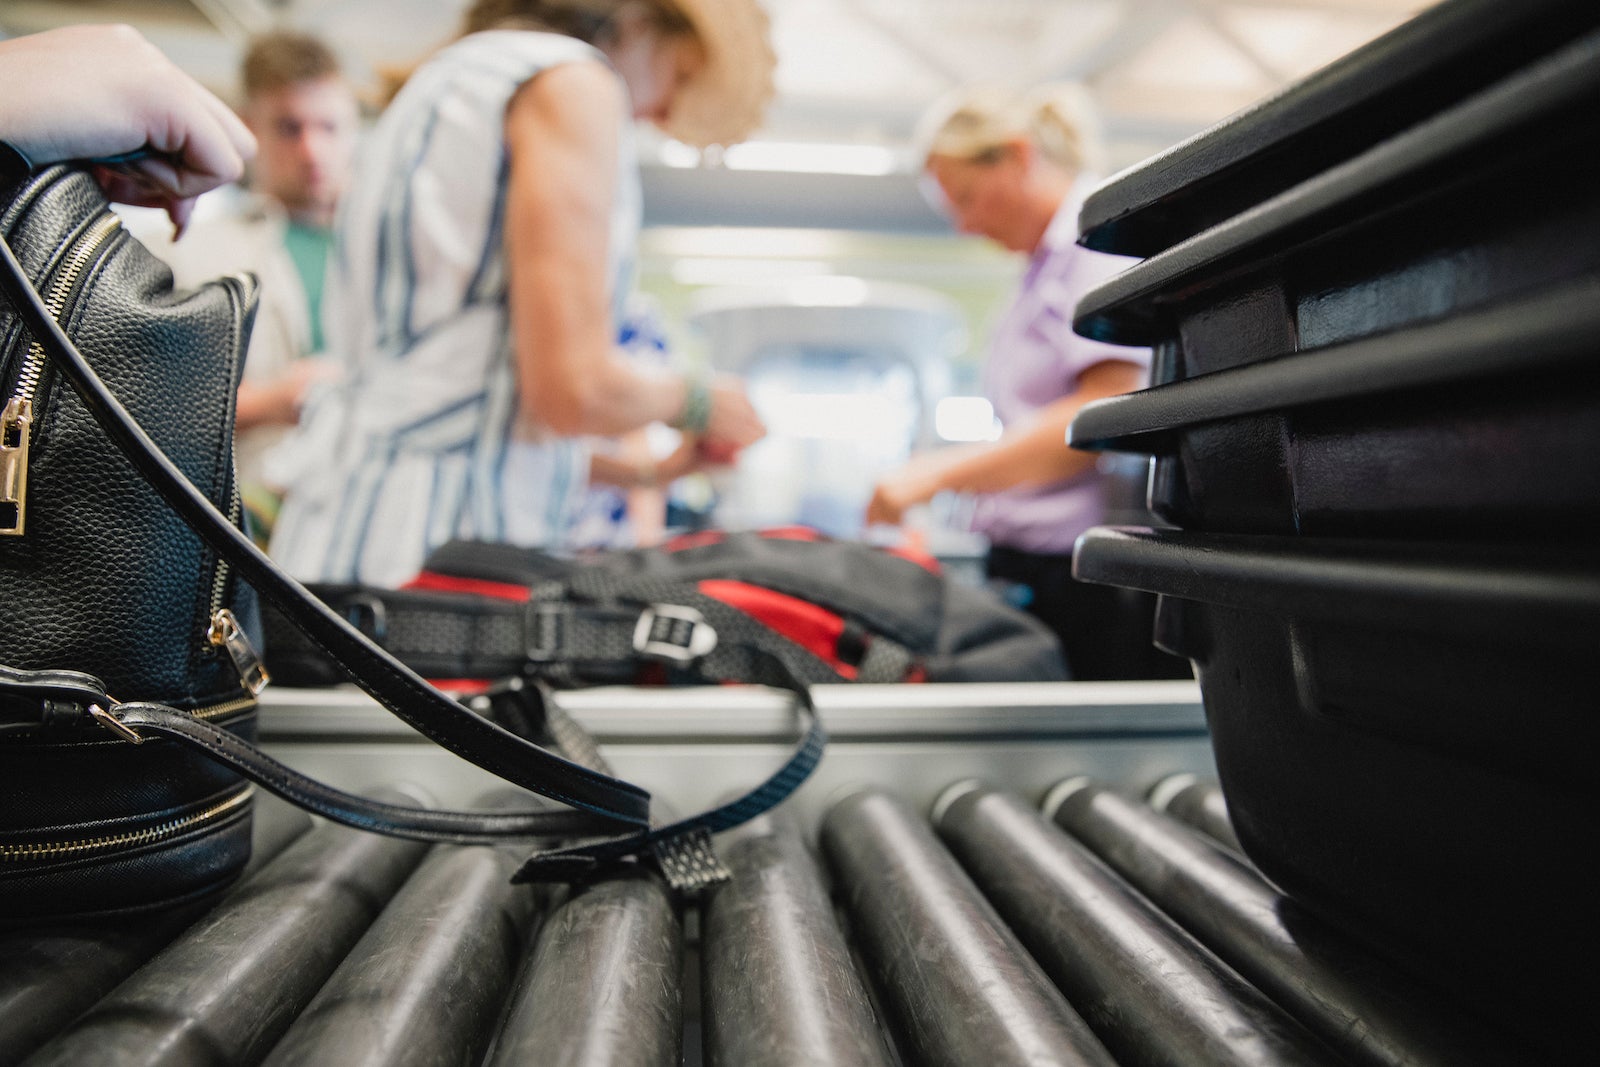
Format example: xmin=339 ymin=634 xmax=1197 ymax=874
xmin=262 ymin=527 xmax=1067 ymax=693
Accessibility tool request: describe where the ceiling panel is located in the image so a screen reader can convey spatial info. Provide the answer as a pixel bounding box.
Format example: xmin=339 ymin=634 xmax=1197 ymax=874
xmin=1 ymin=0 xmax=1435 ymax=222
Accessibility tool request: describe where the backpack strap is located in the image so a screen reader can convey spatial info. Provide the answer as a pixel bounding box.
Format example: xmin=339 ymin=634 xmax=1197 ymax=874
xmin=265 ymin=573 xmax=920 ymax=688
xmin=510 ymin=640 xmax=829 ymax=886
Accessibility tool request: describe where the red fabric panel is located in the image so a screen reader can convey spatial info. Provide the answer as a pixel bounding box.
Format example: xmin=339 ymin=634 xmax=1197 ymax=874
xmin=758 ymin=525 xmax=824 ymax=542
xmin=664 ymin=530 xmax=727 ymax=552
xmin=425 ymin=678 xmax=495 ymax=695
xmin=665 ymin=525 xmax=822 ymax=552
xmin=697 ymin=578 xmax=856 ymax=680
xmin=884 ymin=542 xmax=942 ymax=575
xmin=403 ymin=571 xmax=531 ymax=602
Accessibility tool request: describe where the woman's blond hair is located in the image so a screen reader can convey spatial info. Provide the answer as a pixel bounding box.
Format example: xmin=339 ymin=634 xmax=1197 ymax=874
xmin=916 ymin=83 xmax=1105 ymax=175
xmin=377 ymin=1 xmax=695 ymax=106
xmin=460 ymin=0 xmax=692 ymax=42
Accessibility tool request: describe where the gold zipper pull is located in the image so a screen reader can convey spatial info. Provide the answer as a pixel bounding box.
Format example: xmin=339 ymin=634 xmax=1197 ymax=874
xmin=1 ymin=397 xmax=33 ymax=536
xmin=208 ymin=608 xmax=270 ymax=696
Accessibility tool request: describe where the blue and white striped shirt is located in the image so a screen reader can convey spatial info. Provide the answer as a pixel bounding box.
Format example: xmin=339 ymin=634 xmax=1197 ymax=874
xmin=270 ymin=31 xmax=641 ymax=585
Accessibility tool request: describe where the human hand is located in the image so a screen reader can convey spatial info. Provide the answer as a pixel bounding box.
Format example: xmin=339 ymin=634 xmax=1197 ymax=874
xmin=701 ymin=376 xmax=765 ymax=454
xmin=276 ymin=359 xmax=340 ymax=416
xmin=866 ymin=455 xmax=947 ymax=526
xmin=695 ymin=436 xmax=744 ymax=466
xmin=654 ymin=437 xmax=703 ymax=482
xmin=236 ymin=360 xmax=338 ymax=430
xmin=0 ymin=25 xmax=256 ymax=235
xmin=865 ymin=479 xmax=915 ymax=527
xmin=649 ymin=432 xmax=743 ymax=483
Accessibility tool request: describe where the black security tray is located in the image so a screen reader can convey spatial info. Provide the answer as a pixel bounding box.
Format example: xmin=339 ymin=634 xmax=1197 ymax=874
xmin=1076 ymin=0 xmax=1600 ymax=257
xmin=1071 ymin=524 xmax=1598 ymax=1056
xmin=1068 ymin=276 xmax=1600 ymax=539
xmin=1074 ymin=28 xmax=1600 ymax=349
xmin=1066 ymin=30 xmax=1600 ymax=538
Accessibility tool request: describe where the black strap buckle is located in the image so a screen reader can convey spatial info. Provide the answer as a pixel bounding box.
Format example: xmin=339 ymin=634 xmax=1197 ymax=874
xmin=633 ymin=604 xmax=718 ymax=663
xmin=335 ymin=592 xmax=388 ymax=643
xmin=525 ymin=602 xmax=570 ymax=662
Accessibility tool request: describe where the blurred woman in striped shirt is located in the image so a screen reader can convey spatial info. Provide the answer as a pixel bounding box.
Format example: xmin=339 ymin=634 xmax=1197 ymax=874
xmin=270 ymin=0 xmax=772 ymax=585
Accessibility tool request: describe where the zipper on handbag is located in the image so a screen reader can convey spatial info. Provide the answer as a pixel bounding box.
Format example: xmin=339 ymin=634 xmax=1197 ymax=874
xmin=0 ymin=212 xmax=123 ymax=537
xmin=191 ymin=693 xmax=259 ymax=723
xmin=0 ymin=784 xmax=253 ymax=864
xmin=1 ymin=396 xmax=31 ymax=534
xmin=209 ymin=477 xmax=243 ymax=618
xmin=209 ymin=608 xmax=270 ymax=696
xmin=203 ymin=271 xmax=258 ymax=648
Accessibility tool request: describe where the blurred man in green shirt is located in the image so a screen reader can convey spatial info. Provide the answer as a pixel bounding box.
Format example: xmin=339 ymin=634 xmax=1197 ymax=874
xmin=159 ymin=32 xmax=359 ymax=539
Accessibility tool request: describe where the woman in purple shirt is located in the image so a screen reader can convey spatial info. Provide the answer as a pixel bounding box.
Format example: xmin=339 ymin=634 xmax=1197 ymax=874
xmin=868 ymin=84 xmax=1186 ymax=679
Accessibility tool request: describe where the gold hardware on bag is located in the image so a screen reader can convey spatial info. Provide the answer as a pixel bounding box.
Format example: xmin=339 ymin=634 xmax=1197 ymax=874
xmin=89 ymin=703 xmax=144 ymax=744
xmin=209 ymin=608 xmax=271 ymax=696
xmin=0 ymin=397 xmax=31 ymax=535
xmin=2 ymin=213 xmax=121 ymax=539
xmin=0 ymin=785 xmax=253 ymax=862
xmin=191 ymin=695 xmax=259 ymax=723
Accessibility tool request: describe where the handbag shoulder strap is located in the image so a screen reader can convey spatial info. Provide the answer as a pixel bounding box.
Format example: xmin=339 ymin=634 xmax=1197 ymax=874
xmin=0 ymin=229 xmax=647 ymax=830
xmin=1 ymin=650 xmax=825 ymax=895
xmin=0 ymin=664 xmax=610 ymax=841
xmin=0 ymin=219 xmax=828 ymax=876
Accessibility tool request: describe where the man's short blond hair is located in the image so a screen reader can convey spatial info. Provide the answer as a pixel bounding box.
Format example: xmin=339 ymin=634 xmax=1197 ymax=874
xmin=241 ymin=32 xmax=343 ymax=100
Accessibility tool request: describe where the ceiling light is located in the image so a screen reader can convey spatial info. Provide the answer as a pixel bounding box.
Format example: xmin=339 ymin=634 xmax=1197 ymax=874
xmin=668 ymin=259 xmax=835 ymax=287
xmin=719 ymin=141 xmax=903 ymax=176
xmin=935 ymin=397 xmax=1002 ymax=442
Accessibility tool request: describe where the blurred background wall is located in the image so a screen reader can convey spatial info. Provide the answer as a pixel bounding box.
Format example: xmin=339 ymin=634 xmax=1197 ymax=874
xmin=1 ymin=0 xmax=1432 ymax=535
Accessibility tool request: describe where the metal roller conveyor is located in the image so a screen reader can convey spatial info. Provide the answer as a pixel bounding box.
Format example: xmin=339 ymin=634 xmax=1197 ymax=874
xmin=932 ymin=781 xmax=1339 ymax=1067
xmin=240 ymin=790 xmax=317 ymax=878
xmin=1145 ymin=773 xmax=1242 ymax=853
xmin=21 ymin=786 xmax=431 ymax=1067
xmin=485 ymin=871 xmax=683 ymax=1067
xmin=260 ymin=791 xmax=539 ymax=1067
xmin=701 ymin=810 xmax=892 ymax=1067
xmin=0 ymin=791 xmax=313 ymax=1066
xmin=0 ymin=682 xmax=1557 ymax=1062
xmin=821 ymin=787 xmax=1117 ymax=1067
xmin=1044 ymin=778 xmax=1524 ymax=1067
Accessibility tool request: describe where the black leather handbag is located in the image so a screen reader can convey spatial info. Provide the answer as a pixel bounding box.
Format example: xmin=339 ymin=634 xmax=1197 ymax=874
xmin=1 ymin=166 xmax=266 ymax=918
xmin=0 ymin=166 xmax=818 ymax=920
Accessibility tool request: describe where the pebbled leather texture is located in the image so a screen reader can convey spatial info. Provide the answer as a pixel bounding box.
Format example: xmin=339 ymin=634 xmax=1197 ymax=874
xmin=0 ymin=169 xmax=252 ymax=703
xmin=0 ymin=167 xmax=258 ymax=919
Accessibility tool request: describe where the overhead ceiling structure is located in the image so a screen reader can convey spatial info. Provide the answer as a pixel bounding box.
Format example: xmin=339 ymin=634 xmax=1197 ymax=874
xmin=2 ymin=0 xmax=1435 ymax=230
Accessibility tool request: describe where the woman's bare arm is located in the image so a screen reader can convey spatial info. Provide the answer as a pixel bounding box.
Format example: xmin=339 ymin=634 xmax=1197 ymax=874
xmin=502 ymin=62 xmax=685 ymax=437
xmin=867 ymin=360 xmax=1146 ymax=524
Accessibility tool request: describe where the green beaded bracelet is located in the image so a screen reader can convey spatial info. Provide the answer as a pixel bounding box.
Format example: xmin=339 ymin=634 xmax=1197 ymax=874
xmin=671 ymin=375 xmax=712 ymax=435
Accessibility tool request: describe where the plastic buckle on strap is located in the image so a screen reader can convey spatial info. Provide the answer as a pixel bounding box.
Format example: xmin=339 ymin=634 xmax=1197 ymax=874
xmin=633 ymin=604 xmax=718 ymax=663
xmin=336 ymin=592 xmax=388 ymax=643
xmin=525 ymin=602 xmax=569 ymax=662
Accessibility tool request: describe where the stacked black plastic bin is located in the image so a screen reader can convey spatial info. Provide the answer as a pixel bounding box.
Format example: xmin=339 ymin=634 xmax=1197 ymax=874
xmin=1064 ymin=0 xmax=1600 ymax=1057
